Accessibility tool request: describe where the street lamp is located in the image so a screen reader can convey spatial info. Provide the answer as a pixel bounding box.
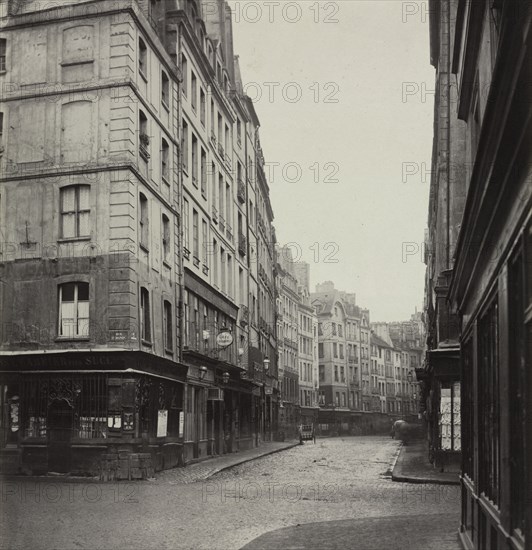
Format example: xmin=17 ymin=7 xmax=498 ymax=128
xmin=198 ymin=366 xmax=208 ymax=381
xmin=222 ymin=371 xmax=230 ymax=384
xmin=263 ymin=357 xmax=270 ymax=372
xmin=407 ymin=371 xmax=413 ymax=384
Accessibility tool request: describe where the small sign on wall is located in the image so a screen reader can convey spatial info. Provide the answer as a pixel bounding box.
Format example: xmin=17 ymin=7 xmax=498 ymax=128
xmin=157 ymin=410 xmax=168 ymax=438
xmin=179 ymin=411 xmax=184 ymax=437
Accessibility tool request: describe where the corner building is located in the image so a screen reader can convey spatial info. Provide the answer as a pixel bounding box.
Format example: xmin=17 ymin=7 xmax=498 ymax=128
xmin=0 ymin=0 xmax=184 ymax=475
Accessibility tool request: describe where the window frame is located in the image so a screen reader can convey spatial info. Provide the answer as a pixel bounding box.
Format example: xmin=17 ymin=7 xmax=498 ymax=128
xmin=138 ymin=37 xmax=148 ymax=80
xmin=161 ymin=138 xmax=169 ymax=182
xmin=163 ymin=299 xmax=173 ymax=353
xmin=0 ymin=38 xmax=6 ymax=73
xmin=59 ymin=184 xmax=91 ymax=240
xmin=57 ymin=281 xmax=90 ymax=339
xmin=139 ymin=193 xmax=149 ymax=250
xmin=140 ymin=287 xmax=152 ymax=344
xmin=162 ymin=213 xmax=170 ymax=264
xmin=161 ymin=70 xmax=170 ymax=109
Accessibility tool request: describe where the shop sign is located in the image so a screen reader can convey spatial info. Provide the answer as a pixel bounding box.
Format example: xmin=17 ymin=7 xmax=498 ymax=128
xmin=216 ymin=331 xmax=233 ymax=348
xmin=157 ymin=410 xmax=168 ymax=437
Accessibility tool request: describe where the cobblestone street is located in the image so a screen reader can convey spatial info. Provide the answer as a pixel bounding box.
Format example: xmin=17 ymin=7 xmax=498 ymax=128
xmin=1 ymin=437 xmax=461 ymax=549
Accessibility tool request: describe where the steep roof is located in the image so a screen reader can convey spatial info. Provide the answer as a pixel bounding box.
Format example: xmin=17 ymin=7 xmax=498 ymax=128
xmin=370 ymin=333 xmax=393 ymax=349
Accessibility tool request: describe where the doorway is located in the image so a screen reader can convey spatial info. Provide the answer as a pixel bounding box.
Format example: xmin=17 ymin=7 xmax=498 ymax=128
xmin=47 ymin=400 xmax=73 ymax=473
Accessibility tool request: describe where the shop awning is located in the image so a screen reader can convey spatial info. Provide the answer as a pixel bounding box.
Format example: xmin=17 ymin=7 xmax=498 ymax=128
xmin=427 ymin=345 xmax=460 ymax=379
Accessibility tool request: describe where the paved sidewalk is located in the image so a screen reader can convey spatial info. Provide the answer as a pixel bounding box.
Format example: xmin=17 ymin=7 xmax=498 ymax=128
xmin=153 ymin=440 xmax=300 ymax=485
xmin=392 ymin=440 xmax=460 ymax=485
xmin=241 ymin=512 xmax=461 ymax=550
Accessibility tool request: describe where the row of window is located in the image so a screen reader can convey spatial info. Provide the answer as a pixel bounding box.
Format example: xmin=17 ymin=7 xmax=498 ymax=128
xmin=57 ymin=184 xmax=174 ymax=265
xmin=57 ymin=282 xmax=173 ymax=351
xmin=299 ymin=361 xmax=314 ymax=383
xmin=318 ymin=341 xmax=365 ymax=360
xmin=182 ymin=290 xmax=238 ymax=363
xmin=138 ymin=36 xmax=172 ymax=111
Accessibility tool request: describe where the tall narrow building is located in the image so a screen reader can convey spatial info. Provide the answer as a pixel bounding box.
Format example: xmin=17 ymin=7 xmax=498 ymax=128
xmin=276 ymin=245 xmax=300 ymax=436
xmin=425 ymin=1 xmax=531 ymax=548
xmin=0 ymin=0 xmax=184 ymax=474
xmin=294 ymin=262 xmax=319 ymax=425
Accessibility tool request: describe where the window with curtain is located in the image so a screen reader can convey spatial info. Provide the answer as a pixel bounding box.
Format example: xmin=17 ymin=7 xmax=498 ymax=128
xmin=58 ymin=282 xmax=89 ymax=338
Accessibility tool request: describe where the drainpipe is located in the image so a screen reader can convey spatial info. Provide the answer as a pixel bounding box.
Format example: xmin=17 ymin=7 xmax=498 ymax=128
xmin=446 ymin=0 xmax=451 ymax=270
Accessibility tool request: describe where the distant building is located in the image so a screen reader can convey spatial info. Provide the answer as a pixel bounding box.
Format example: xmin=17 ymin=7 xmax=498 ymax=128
xmin=276 ymin=246 xmax=300 ymax=436
xmin=312 ymin=282 xmax=384 ymax=434
xmin=295 ymin=262 xmax=319 ymax=425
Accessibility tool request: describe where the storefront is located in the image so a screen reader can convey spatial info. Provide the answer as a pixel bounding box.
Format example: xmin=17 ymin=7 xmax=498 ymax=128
xmin=300 ymin=405 xmax=319 ymax=426
xmin=421 ymin=347 xmax=461 ymax=472
xmin=0 ymin=351 xmax=188 ymax=476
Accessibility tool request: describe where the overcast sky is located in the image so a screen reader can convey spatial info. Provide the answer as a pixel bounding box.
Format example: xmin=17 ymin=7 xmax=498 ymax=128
xmin=228 ymin=1 xmax=435 ymax=321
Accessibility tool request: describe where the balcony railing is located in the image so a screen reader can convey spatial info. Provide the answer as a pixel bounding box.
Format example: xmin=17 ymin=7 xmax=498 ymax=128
xmin=226 ymin=224 xmax=233 ymax=241
xmin=212 ymin=205 xmax=218 ymax=223
xmin=239 ymin=305 xmax=249 ymax=326
xmin=139 ymin=134 xmax=150 ymax=161
xmin=218 ymin=143 xmax=224 ymax=158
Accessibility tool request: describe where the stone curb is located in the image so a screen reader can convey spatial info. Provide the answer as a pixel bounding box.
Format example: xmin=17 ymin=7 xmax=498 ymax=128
xmin=388 ymin=442 xmax=402 ymax=474
xmin=391 ymin=473 xmax=460 ymax=485
xmin=391 ymin=442 xmax=460 ymax=486
xmin=188 ymin=441 xmax=301 ymax=482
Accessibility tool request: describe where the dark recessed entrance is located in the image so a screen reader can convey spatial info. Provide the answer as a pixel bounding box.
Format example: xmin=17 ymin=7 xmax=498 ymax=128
xmin=47 ymin=401 xmax=73 ymax=473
